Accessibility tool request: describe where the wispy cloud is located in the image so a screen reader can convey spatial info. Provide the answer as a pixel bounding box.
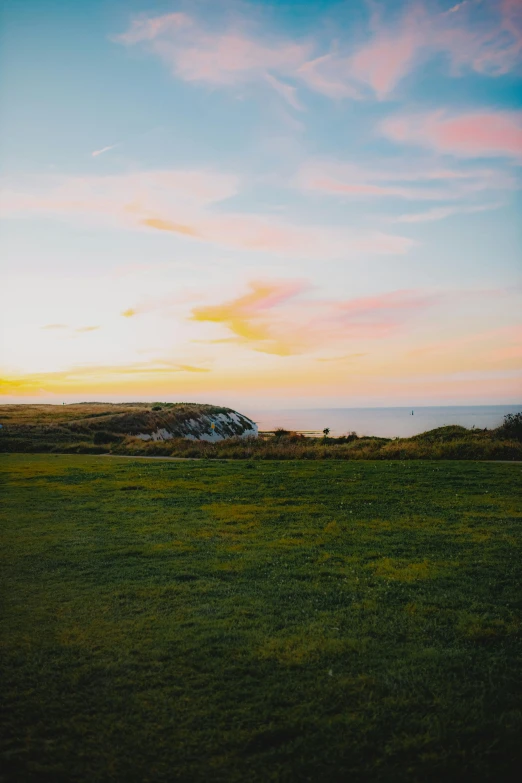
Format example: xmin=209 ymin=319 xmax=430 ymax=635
xmin=177 ymin=364 xmax=210 ymax=373
xmin=92 ymin=144 xmax=118 ymax=158
xmin=381 ymin=110 xmax=522 ymax=159
xmin=140 ymin=217 xmax=200 ymax=236
xmin=445 ymin=2 xmax=471 ymax=15
xmin=298 ymin=0 xmax=522 ymax=100
xmin=348 ymin=5 xmax=423 ymax=99
xmin=41 ymin=323 xmax=100 ymax=333
xmin=296 ymin=158 xmax=516 ymax=202
xmin=113 ymin=2 xmax=522 ymax=106
xmin=143 ymin=210 xmax=413 ymax=258
xmin=393 ymin=202 xmax=503 ymax=223
xmin=113 ymin=10 xmax=310 ymax=103
xmin=193 ymin=280 xmax=309 ymax=356
xmin=114 ymin=13 xmax=191 ymax=45
xmin=191 ymin=280 xmax=436 ymax=355
xmin=2 ymin=170 xmax=413 ymax=259
xmin=264 ymin=73 xmax=303 ymax=110
xmin=0 ymin=359 xmax=211 ymax=395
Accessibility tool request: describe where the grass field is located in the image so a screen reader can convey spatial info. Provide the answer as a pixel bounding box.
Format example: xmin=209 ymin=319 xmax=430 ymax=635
xmin=1 ymin=455 xmax=521 ymax=782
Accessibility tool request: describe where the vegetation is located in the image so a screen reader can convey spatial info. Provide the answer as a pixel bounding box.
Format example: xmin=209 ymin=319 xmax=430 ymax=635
xmin=1 ymin=404 xmax=521 ymax=460
xmin=0 ymin=402 xmax=252 ymax=453
xmin=1 ymin=455 xmax=521 ymax=782
xmin=498 ymin=412 xmax=522 ymax=442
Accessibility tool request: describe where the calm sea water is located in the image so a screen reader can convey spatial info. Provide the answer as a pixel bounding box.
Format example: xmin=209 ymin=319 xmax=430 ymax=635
xmin=244 ymin=406 xmax=522 ymax=438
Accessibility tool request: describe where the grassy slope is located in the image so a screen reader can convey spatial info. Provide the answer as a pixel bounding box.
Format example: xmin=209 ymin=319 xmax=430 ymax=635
xmin=1 ymin=404 xmax=521 ymax=460
xmin=0 ymin=402 xmax=234 ymax=436
xmin=0 ymin=402 xmax=230 ymax=426
xmin=0 ymin=402 xmax=237 ymax=452
xmin=1 ymin=455 xmax=521 ymax=782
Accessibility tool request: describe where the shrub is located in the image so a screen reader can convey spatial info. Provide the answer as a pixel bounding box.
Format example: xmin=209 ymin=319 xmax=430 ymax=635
xmin=336 ymin=431 xmax=358 ymax=443
xmin=93 ymin=431 xmax=124 ymax=444
xmin=412 ymin=425 xmax=473 ymax=443
xmin=498 ymin=412 xmax=522 ymax=442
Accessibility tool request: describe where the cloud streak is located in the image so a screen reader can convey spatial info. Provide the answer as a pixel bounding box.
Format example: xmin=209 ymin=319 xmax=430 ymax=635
xmin=191 ymin=280 xmax=436 ymax=355
xmin=0 ymin=360 xmax=211 ymax=395
xmin=393 ymin=202 xmax=503 ymax=223
xmin=2 ymin=170 xmax=413 ymax=259
xmin=114 ymin=10 xmax=310 ymax=107
xmin=296 ymin=158 xmax=516 ymax=205
xmin=41 ymin=323 xmax=100 ymax=333
xmin=298 ymin=0 xmax=522 ymax=99
xmin=381 ymin=110 xmax=522 ymax=159
xmin=92 ymin=144 xmax=118 ymax=158
xmin=114 ymin=1 xmax=522 ymax=105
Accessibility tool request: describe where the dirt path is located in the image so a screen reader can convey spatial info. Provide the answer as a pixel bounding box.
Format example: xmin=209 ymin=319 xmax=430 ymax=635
xmin=97 ymin=454 xmax=522 ymax=464
xmin=99 ymin=454 xmax=204 ymax=461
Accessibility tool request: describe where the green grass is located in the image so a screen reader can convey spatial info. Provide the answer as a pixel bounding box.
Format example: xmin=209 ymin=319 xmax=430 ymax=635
xmin=1 ymin=455 xmax=521 ymax=782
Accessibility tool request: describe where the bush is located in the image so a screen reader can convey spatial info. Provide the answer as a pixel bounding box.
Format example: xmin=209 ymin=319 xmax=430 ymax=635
xmin=336 ymin=431 xmax=358 ymax=443
xmin=498 ymin=412 xmax=522 ymax=442
xmin=93 ymin=431 xmax=125 ymax=444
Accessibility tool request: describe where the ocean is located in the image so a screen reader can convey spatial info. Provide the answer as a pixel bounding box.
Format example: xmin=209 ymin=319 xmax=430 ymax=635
xmin=244 ymin=405 xmax=522 ymax=439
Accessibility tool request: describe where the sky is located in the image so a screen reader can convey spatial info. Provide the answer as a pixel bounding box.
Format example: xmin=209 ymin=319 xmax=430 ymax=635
xmin=0 ymin=0 xmax=521 ymax=409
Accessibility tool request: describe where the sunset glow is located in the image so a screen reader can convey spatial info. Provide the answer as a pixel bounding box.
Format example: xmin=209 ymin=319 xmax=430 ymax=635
xmin=1 ymin=0 xmax=521 ymax=407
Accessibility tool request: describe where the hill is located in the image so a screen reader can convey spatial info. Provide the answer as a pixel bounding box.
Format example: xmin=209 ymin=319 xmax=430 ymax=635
xmin=0 ymin=402 xmax=258 ymax=450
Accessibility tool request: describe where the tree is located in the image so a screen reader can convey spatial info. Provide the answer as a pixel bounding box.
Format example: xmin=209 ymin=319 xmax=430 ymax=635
xmin=322 ymin=428 xmax=330 ymax=438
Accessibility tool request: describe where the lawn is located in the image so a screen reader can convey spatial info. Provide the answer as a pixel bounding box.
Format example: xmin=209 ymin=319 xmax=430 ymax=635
xmin=1 ymin=455 xmax=521 ymax=782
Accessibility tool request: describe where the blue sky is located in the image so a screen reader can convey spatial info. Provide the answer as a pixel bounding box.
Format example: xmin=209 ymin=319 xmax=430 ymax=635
xmin=1 ymin=0 xmax=521 ymax=406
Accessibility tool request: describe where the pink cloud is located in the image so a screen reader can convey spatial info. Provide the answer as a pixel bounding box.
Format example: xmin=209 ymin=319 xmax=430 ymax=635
xmin=183 ymin=212 xmax=414 ymax=258
xmin=114 ymin=3 xmax=522 ymax=105
xmin=297 ymin=1 xmax=522 ymax=100
xmin=349 ymin=6 xmax=426 ymax=98
xmin=296 ymin=159 xmax=516 ymax=201
xmin=329 ymin=290 xmax=439 ymax=339
xmin=441 ymin=0 xmax=522 ymax=76
xmin=381 ymin=110 xmax=522 ymax=158
xmin=113 ymin=13 xmax=192 ymax=45
xmin=1 ymin=170 xmax=413 ymax=260
xmin=308 ymin=178 xmax=403 ymax=197
xmin=350 ymin=34 xmax=418 ymax=98
xmin=115 ymin=12 xmax=310 ymax=93
xmin=393 ymin=203 xmax=503 ymax=224
xmin=296 ymin=54 xmax=361 ymax=99
xmin=191 ymin=281 xmax=435 ymax=355
xmin=171 ymin=35 xmax=308 ymax=85
xmin=1 ymin=169 xmax=238 ymax=217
